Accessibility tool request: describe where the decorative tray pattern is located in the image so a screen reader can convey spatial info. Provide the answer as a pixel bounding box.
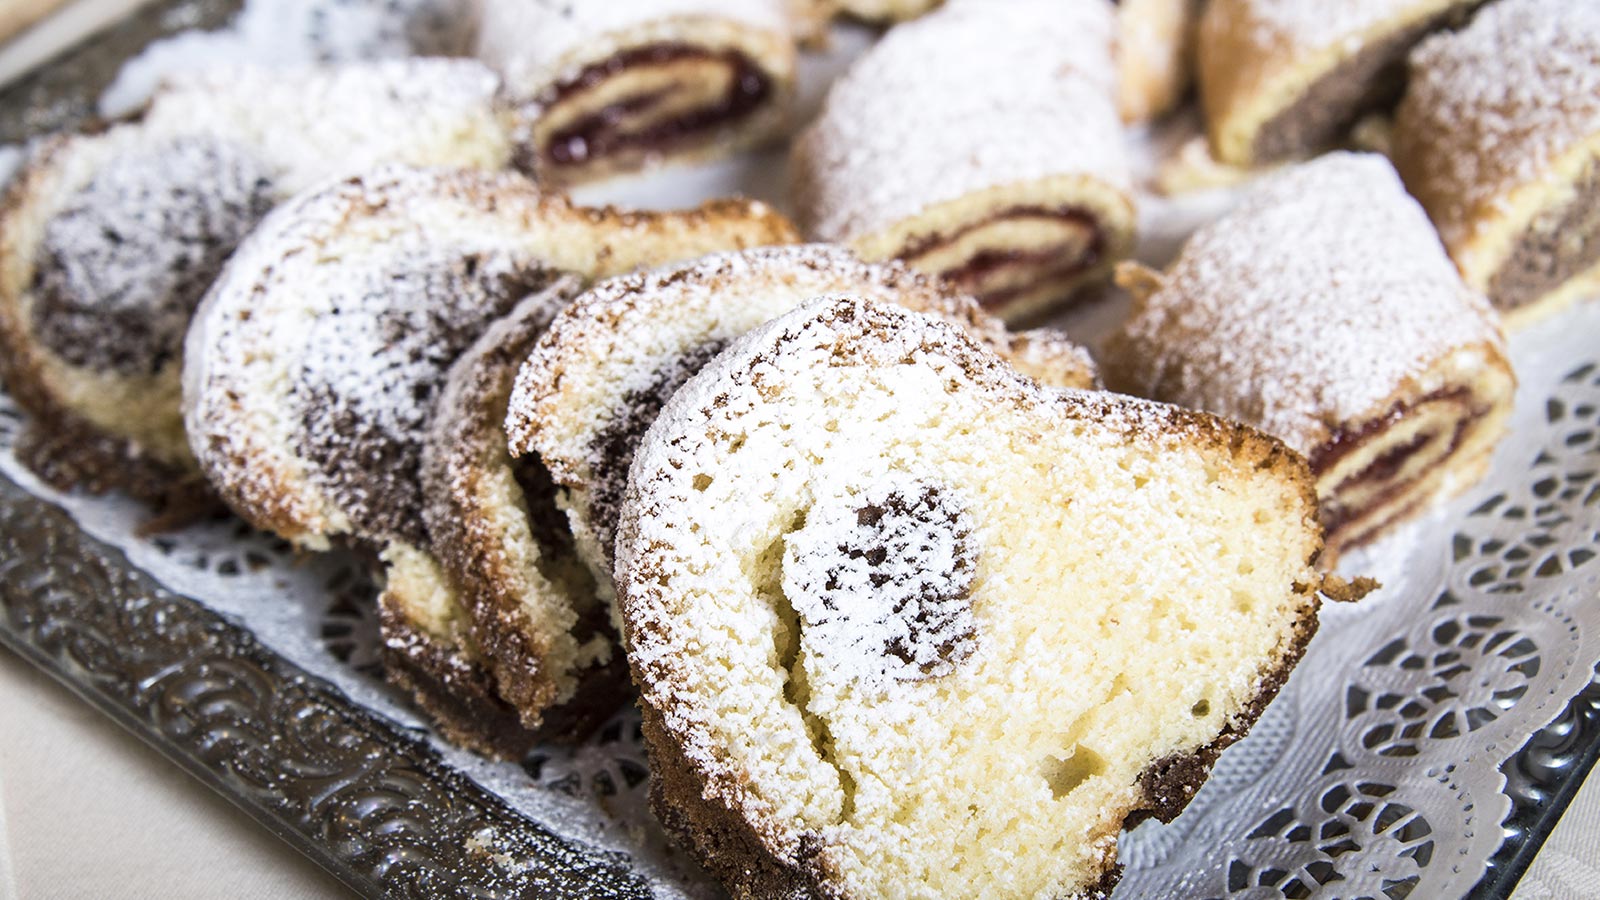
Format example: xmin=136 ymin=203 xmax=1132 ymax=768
xmin=1 ymin=3 xmax=1597 ymax=898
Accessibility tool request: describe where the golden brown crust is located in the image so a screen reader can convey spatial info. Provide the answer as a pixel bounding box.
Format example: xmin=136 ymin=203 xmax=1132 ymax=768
xmin=377 ymin=590 xmax=544 ymax=761
xmin=420 ymin=284 xmax=627 ymax=734
xmin=1116 ymin=0 xmax=1199 ymax=124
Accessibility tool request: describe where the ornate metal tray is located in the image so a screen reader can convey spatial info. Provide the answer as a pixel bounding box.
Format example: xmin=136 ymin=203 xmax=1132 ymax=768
xmin=1 ymin=4 xmax=1597 ymax=897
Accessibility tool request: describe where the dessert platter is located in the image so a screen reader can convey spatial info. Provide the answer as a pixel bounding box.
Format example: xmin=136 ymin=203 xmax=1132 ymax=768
xmin=0 ymin=0 xmax=1596 ymax=897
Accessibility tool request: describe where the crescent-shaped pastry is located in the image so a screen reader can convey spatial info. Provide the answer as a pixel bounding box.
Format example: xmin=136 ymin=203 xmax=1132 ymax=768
xmin=1105 ymin=153 xmax=1515 ymax=559
xmin=0 ymin=59 xmax=510 ymax=504
xmin=615 ymin=295 xmax=1332 ymax=899
xmin=1393 ymin=0 xmax=1600 ymax=327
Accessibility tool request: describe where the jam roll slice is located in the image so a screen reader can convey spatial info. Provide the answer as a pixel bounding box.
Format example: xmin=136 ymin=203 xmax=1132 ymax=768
xmin=475 ymin=0 xmax=797 ymax=184
xmin=791 ymin=0 xmax=1135 ymax=324
xmin=1106 ymin=153 xmax=1515 ymax=561
xmin=1199 ymin=0 xmax=1487 ymax=166
xmin=184 ymin=166 xmax=795 ymax=752
xmin=504 ymin=244 xmax=1097 ymax=624
xmin=1394 ymin=0 xmax=1600 ymax=328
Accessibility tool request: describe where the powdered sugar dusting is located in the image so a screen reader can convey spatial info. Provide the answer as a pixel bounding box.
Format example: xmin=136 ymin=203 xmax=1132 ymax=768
xmin=31 ymin=136 xmax=274 ymax=375
xmin=290 ymin=247 xmax=555 ymax=546
xmin=1395 ymin=0 xmax=1600 ymax=252
xmin=508 ymin=243 xmax=1096 ymax=604
xmin=781 ymin=474 xmax=978 ymax=682
xmin=474 ymin=0 xmax=792 ymax=103
xmin=135 ymin=59 xmax=508 ymax=197
xmin=1107 ymin=152 xmax=1506 ymax=457
xmin=793 ymin=0 xmax=1128 ymax=243
xmin=101 ymin=0 xmax=464 ymax=118
xmin=1240 ymin=0 xmax=1447 ymax=50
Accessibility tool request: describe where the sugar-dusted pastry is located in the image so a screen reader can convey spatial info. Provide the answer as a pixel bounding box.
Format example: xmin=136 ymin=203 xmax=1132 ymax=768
xmin=1394 ymin=0 xmax=1600 ymax=328
xmin=792 ymin=0 xmax=1136 ymax=323
xmin=823 ymin=0 xmax=1193 ymax=123
xmin=474 ymin=0 xmax=797 ymax=183
xmin=616 ymin=295 xmax=1341 ymax=900
xmin=505 ymin=244 xmax=1097 ymax=620
xmin=184 ymin=166 xmax=795 ymax=750
xmin=417 ymin=282 xmax=634 ymax=738
xmin=1117 ymin=0 xmax=1200 ymax=123
xmin=1105 ymin=153 xmax=1515 ymax=558
xmin=0 ymin=59 xmax=510 ymax=505
xmin=828 ymin=0 xmax=940 ymax=22
xmin=1198 ymin=0 xmax=1486 ymax=166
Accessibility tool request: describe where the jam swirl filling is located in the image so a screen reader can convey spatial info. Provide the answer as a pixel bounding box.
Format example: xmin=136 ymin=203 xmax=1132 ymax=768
xmin=538 ymin=43 xmax=772 ymax=170
xmin=899 ymin=205 xmax=1105 ymax=313
xmin=1310 ymin=387 xmax=1486 ymax=548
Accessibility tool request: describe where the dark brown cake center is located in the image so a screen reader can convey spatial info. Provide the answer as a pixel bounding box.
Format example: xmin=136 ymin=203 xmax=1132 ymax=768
xmin=32 ymin=137 xmax=276 ymax=375
xmin=540 ymin=43 xmax=772 ymax=169
xmin=292 ymin=251 xmax=561 ymax=546
xmin=782 ymin=478 xmax=978 ymax=682
xmin=582 ymin=338 xmax=729 ymax=558
xmin=1489 ymin=155 xmax=1600 ymax=311
xmin=1251 ymin=3 xmax=1484 ymax=163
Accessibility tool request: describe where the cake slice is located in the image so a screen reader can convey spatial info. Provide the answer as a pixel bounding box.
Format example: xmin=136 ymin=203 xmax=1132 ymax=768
xmin=184 ymin=166 xmax=795 ymax=753
xmin=506 ymin=244 xmax=1097 ymax=626
xmin=615 ymin=295 xmax=1349 ymax=899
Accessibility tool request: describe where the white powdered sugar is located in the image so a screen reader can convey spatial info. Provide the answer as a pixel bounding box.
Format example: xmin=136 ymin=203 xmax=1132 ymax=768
xmin=183 ymin=167 xmax=555 ymax=547
xmin=1240 ymin=0 xmax=1446 ymax=50
xmin=1108 ymin=152 xmax=1506 ymax=457
xmin=781 ymin=472 xmax=978 ymax=683
xmin=792 ymin=0 xmax=1129 ymax=243
xmin=1396 ymin=0 xmax=1600 ymax=250
xmin=101 ymin=0 xmax=464 ymax=117
xmin=135 ymin=58 xmax=508 ymax=197
xmin=30 ymin=136 xmax=276 ymax=375
xmin=289 ymin=245 xmax=548 ymax=545
xmin=474 ymin=0 xmax=792 ymax=102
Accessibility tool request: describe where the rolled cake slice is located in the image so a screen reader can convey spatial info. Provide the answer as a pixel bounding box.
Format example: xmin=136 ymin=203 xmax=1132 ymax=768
xmin=184 ymin=166 xmax=795 ymax=750
xmin=0 ymin=59 xmax=510 ymax=504
xmin=419 ymin=283 xmax=632 ymax=736
xmin=1393 ymin=0 xmax=1600 ymax=328
xmin=821 ymin=0 xmax=1194 ymax=123
xmin=504 ymin=244 xmax=1097 ymax=621
xmin=616 ymin=295 xmax=1336 ymax=900
xmin=1198 ymin=0 xmax=1486 ymax=166
xmin=474 ymin=0 xmax=797 ymax=184
xmin=1105 ymin=153 xmax=1514 ymax=559
xmin=791 ymin=0 xmax=1135 ymax=323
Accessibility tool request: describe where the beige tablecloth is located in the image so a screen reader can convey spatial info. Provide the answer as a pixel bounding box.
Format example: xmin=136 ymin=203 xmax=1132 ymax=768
xmin=0 ymin=649 xmax=350 ymax=900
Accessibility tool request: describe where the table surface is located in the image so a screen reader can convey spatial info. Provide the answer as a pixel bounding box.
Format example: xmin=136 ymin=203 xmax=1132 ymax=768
xmin=0 ymin=4 xmax=1595 ymax=899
